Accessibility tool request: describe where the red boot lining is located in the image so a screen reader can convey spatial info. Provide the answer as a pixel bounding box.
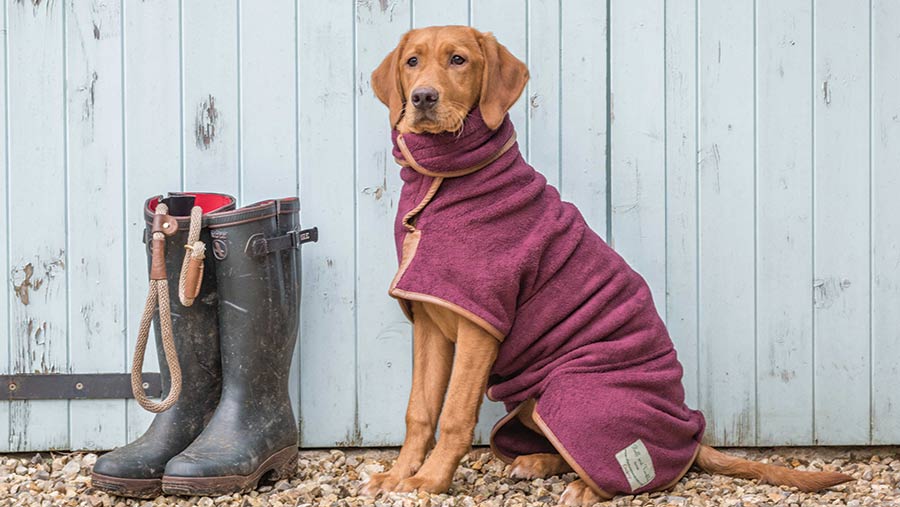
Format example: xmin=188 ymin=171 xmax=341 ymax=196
xmin=148 ymin=193 xmax=234 ymax=215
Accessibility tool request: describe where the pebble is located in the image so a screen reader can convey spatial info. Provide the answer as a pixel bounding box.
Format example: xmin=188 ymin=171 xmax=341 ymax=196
xmin=0 ymin=447 xmax=894 ymax=506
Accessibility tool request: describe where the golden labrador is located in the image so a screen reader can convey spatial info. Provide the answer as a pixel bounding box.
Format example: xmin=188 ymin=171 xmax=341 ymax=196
xmin=362 ymin=25 xmax=851 ymax=505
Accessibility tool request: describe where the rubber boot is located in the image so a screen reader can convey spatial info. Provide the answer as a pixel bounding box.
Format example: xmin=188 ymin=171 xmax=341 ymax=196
xmin=161 ymin=198 xmax=317 ymax=496
xmin=92 ymin=193 xmax=236 ymax=498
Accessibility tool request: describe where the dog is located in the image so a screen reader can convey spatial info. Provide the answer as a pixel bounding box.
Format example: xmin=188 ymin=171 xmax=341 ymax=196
xmin=361 ymin=25 xmax=853 ymax=505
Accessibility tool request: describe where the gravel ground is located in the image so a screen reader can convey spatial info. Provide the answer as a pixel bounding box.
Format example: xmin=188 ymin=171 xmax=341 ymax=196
xmin=0 ymin=447 xmax=897 ymax=507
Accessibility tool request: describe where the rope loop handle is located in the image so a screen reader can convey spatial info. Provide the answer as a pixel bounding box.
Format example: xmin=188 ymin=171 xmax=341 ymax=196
xmin=131 ymin=203 xmax=183 ymax=413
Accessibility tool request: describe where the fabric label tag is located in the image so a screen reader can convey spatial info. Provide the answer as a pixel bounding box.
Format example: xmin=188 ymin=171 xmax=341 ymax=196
xmin=615 ymin=439 xmax=656 ymax=491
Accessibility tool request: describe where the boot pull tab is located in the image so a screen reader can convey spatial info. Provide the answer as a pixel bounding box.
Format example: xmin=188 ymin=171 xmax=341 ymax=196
xmin=149 ymin=215 xmax=179 ymax=281
xmin=182 ymin=241 xmax=206 ymax=301
xmin=178 ymin=206 xmax=205 ymax=306
xmin=151 ymin=214 xmax=180 ymax=236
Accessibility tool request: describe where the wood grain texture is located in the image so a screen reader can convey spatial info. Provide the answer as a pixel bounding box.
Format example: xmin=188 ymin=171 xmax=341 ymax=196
xmin=610 ymin=0 xmax=666 ymax=319
xmin=297 ymin=0 xmax=358 ymax=447
xmin=122 ymin=0 xmax=182 ymax=445
xmin=413 ymin=0 xmax=468 ymax=27
xmin=871 ymin=0 xmax=900 ymax=445
xmin=66 ymin=0 xmax=127 ymax=451
xmin=755 ymin=0 xmax=814 ymax=446
xmin=7 ymin=0 xmax=69 ymax=451
xmin=0 ymin=0 xmax=9 ymax=452
xmin=182 ymin=0 xmax=238 ymax=194
xmin=813 ymin=0 xmax=870 ymax=445
xmin=559 ymin=0 xmax=607 ymax=235
xmin=697 ymin=0 xmax=757 ymax=446
xmin=526 ymin=0 xmax=560 ymax=189
xmin=664 ymin=0 xmax=699 ymax=410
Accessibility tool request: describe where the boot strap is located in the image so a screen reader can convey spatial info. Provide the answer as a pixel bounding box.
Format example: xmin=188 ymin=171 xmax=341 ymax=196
xmin=246 ymin=227 xmax=318 ymax=258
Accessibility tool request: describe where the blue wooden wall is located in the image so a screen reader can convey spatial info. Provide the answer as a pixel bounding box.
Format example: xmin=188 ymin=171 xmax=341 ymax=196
xmin=0 ymin=0 xmax=898 ymax=451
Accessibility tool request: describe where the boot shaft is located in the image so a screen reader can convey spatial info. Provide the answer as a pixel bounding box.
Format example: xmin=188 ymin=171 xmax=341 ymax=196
xmin=204 ymin=198 xmax=307 ymax=403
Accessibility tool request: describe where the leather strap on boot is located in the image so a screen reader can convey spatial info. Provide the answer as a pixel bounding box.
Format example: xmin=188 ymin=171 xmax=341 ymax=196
xmin=246 ymin=227 xmax=318 ymax=257
xmin=179 ymin=206 xmax=206 ymax=305
xmin=132 ymin=203 xmax=183 ymax=413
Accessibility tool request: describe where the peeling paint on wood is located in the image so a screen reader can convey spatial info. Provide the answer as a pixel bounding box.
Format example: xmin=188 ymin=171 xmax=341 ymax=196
xmin=12 ymin=263 xmax=35 ymax=305
xmin=356 ymin=0 xmax=398 ymax=21
xmin=195 ymin=94 xmax=219 ymax=149
xmin=77 ymin=71 xmax=98 ymax=121
xmin=813 ymin=277 xmax=854 ymax=309
xmin=15 ymin=0 xmax=46 ymax=8
xmin=11 ymin=253 xmax=65 ymax=306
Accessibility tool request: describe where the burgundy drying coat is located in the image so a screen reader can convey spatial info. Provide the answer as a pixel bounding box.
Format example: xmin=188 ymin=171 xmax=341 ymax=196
xmin=389 ymin=109 xmax=705 ymax=498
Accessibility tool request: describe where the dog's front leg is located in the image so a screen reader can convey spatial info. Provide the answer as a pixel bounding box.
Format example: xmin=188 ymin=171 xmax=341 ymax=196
xmin=395 ymin=317 xmax=499 ymax=494
xmin=361 ymin=302 xmax=454 ymax=495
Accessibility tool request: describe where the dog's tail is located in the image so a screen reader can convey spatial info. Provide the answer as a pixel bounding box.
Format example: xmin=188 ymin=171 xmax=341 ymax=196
xmin=694 ymin=445 xmax=853 ymax=492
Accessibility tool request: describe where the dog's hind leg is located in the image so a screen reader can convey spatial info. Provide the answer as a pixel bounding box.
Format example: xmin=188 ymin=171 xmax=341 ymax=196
xmin=506 ymin=399 xmax=573 ymax=480
xmin=509 ymin=453 xmax=573 ymax=480
xmin=361 ymin=301 xmax=455 ymax=496
xmin=559 ymin=479 xmax=603 ymax=506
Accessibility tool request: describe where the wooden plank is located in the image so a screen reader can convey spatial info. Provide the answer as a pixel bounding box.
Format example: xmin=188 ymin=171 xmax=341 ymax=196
xmin=610 ymin=0 xmax=666 ymax=318
xmin=65 ymin=0 xmax=127 ymax=451
xmin=238 ymin=0 xmax=300 ymax=423
xmin=356 ymin=0 xmax=412 ymax=446
xmin=6 ymin=0 xmax=69 ymax=451
xmin=697 ymin=0 xmax=756 ymax=446
xmin=755 ymin=0 xmax=814 ymax=446
xmin=813 ymin=0 xmax=870 ymax=445
xmin=0 ymin=0 xmax=9 ymax=452
xmin=664 ymin=0 xmax=698 ymax=410
xmin=182 ymin=0 xmax=238 ymax=195
xmin=872 ymin=0 xmax=900 ymax=445
xmin=122 ymin=0 xmax=182 ymax=442
xmin=297 ymin=0 xmax=358 ymax=447
xmin=469 ymin=0 xmax=530 ymax=445
xmin=559 ymin=0 xmax=607 ymax=235
xmin=526 ymin=0 xmax=560 ymax=189
xmin=413 ymin=0 xmax=468 ymax=27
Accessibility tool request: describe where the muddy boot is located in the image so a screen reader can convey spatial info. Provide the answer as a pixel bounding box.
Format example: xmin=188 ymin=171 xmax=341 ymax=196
xmin=161 ymin=198 xmax=317 ymax=496
xmin=92 ymin=193 xmax=236 ymax=498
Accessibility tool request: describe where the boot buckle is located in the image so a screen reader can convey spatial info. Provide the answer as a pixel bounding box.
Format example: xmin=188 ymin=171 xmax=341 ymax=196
xmin=245 ymin=227 xmax=319 ymax=258
xmin=295 ymin=227 xmax=319 ymax=245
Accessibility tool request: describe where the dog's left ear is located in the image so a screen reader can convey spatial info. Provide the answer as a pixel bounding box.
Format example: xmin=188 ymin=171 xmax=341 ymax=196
xmin=371 ymin=33 xmax=409 ymax=128
xmin=477 ymin=32 xmax=529 ymax=130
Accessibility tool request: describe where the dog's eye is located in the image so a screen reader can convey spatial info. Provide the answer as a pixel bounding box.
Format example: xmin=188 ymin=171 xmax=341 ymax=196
xmin=450 ymin=55 xmax=466 ymax=65
xmin=407 ymin=56 xmax=418 ymax=67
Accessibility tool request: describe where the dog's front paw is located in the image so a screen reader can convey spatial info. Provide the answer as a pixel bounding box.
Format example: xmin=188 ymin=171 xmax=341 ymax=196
xmin=395 ymin=474 xmax=452 ymax=494
xmin=360 ymin=471 xmax=404 ymax=496
xmin=558 ymin=479 xmax=603 ymax=506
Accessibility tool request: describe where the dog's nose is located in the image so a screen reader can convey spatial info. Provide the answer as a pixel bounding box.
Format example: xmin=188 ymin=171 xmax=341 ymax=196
xmin=410 ymin=87 xmax=439 ymax=110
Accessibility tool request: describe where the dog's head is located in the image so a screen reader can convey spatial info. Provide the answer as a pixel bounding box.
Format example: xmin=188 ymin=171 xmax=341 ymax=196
xmin=371 ymin=26 xmax=529 ymax=134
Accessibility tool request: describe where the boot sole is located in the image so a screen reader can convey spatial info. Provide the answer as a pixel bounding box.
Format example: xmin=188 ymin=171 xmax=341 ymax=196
xmin=91 ymin=472 xmax=162 ymax=499
xmin=161 ymin=445 xmax=298 ymax=496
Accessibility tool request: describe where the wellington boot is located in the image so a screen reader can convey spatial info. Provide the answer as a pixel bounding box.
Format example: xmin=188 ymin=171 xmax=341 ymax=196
xmin=92 ymin=193 xmax=236 ymax=498
xmin=161 ymin=198 xmax=316 ymax=496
